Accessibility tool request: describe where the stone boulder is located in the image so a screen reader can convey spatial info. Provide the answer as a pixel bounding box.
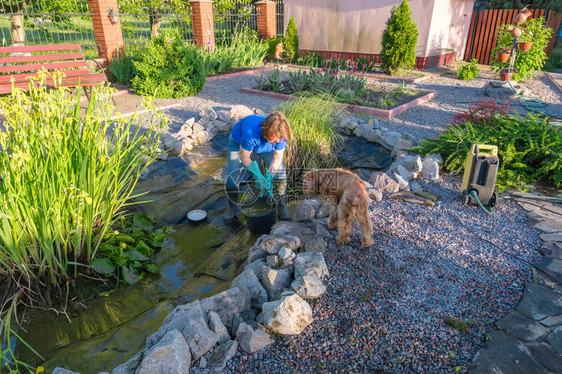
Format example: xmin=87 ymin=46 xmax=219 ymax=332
xmin=278 ymin=246 xmax=296 ymax=263
xmin=137 ymin=330 xmax=191 ymax=374
xmin=200 ymin=107 xmax=217 ymax=120
xmin=161 ymin=134 xmax=185 ymax=157
xmin=178 ymin=123 xmax=194 ymax=138
xmin=395 ymin=164 xmax=415 ymax=181
xmin=207 ymin=340 xmax=239 ymax=372
xmin=236 ymin=322 xmax=273 ymax=353
xmin=266 ymin=255 xmax=281 ymax=268
xmin=208 ymin=310 xmax=231 ymax=344
xmin=387 ymin=170 xmax=409 ymax=190
xmin=258 ymin=292 xmax=313 ymax=335
xmin=400 ymin=155 xmax=423 ymax=173
xmin=316 ymin=203 xmax=331 ymax=219
xmin=146 ymin=300 xmax=208 ymax=349
xmin=260 ymin=266 xmax=292 ymax=301
xmin=190 ymin=130 xmax=214 ymax=146
xmin=211 ymin=119 xmax=232 ymax=133
xmin=231 ymin=309 xmax=258 ymax=337
xmin=255 ymin=234 xmax=300 ymax=254
xmin=270 ymin=221 xmax=314 ymax=236
xmin=230 ymin=105 xmax=253 ymax=124
xmin=230 ymin=268 xmax=268 ymax=309
xmin=291 ymin=272 xmax=326 ymax=298
xmin=216 ymin=109 xmax=231 ymax=123
xmin=293 ymin=202 xmax=317 ymax=222
xmin=110 ymin=351 xmax=143 ymax=374
xmin=369 ymin=172 xmax=399 ymax=193
xmin=422 ymin=158 xmax=439 ymax=180
xmin=182 ymin=320 xmax=219 ymax=361
xmin=294 ymin=252 xmax=329 ymax=280
xmin=391 ymin=138 xmax=413 ymax=159
xmin=368 ymin=188 xmax=383 ymax=202
xmin=201 ymin=287 xmax=251 ymax=329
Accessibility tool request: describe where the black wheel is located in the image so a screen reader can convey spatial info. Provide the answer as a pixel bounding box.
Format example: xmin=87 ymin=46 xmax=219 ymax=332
xmin=461 ymin=190 xmax=470 ymax=205
xmin=488 ymin=192 xmax=497 ymax=208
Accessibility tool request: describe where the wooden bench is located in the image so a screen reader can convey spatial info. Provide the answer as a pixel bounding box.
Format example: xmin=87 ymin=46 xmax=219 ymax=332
xmin=0 ymin=44 xmax=107 ymax=94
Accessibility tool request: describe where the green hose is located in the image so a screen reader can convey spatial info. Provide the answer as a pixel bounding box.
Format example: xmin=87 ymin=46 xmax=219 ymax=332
xmin=470 ymin=190 xmax=493 ymax=215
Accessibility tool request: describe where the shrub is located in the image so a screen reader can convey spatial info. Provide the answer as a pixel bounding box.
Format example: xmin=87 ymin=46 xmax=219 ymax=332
xmin=0 ymin=71 xmax=166 ymax=291
xmin=132 ymin=30 xmax=206 ymax=98
xmin=109 ymin=54 xmax=135 ymax=84
xmin=415 ymin=112 xmax=562 ymax=191
xmin=380 ymin=0 xmax=418 ymax=74
xmin=283 ymin=17 xmax=299 ymax=61
xmin=542 ymin=43 xmax=562 ymax=72
xmin=297 ymin=51 xmax=324 ymax=67
xmin=275 ymin=94 xmax=344 ymax=189
xmin=451 ymin=97 xmax=513 ymax=126
xmin=266 ymin=36 xmax=283 ymax=59
xmin=457 ymin=59 xmax=480 ymax=80
xmin=491 ymin=18 xmax=553 ymax=81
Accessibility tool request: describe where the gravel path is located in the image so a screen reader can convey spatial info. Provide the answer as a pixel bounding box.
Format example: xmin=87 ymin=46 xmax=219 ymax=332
xmin=218 ymin=175 xmax=541 ymax=374
xmin=163 ymin=68 xmax=562 ymax=140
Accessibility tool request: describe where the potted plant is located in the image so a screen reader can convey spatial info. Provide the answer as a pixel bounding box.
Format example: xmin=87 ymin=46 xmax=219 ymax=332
xmin=500 ymin=67 xmax=517 ymax=81
xmin=497 ymin=46 xmax=511 ymax=62
xmin=518 ymin=31 xmax=533 ymax=51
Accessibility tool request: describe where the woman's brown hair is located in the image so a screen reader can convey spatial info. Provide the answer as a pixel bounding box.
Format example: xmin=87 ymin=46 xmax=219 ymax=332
xmin=261 ymin=112 xmax=292 ymax=142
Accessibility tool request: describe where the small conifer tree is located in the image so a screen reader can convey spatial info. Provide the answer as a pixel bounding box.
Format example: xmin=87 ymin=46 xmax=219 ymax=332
xmin=284 ymin=17 xmax=299 ymax=61
xmin=380 ymin=0 xmax=418 ymax=74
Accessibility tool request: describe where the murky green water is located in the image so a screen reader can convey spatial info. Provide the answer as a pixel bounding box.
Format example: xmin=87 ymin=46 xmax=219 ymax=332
xmin=16 ymin=154 xmax=257 ymax=373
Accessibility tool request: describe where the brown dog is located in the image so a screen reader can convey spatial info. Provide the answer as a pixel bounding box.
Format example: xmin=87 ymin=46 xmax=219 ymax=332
xmin=302 ymin=168 xmax=374 ymax=248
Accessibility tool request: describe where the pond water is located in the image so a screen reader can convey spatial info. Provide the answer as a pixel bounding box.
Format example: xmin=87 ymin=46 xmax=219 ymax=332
xmin=16 ymin=133 xmax=391 ymax=373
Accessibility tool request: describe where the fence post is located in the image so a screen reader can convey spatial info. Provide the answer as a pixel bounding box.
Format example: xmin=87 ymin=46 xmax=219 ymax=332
xmin=88 ymin=0 xmax=124 ymax=62
xmin=190 ymin=0 xmax=215 ymax=50
xmin=257 ymin=0 xmax=277 ymax=39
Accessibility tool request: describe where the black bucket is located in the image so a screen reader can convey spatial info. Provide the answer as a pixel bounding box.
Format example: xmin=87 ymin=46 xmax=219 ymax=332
xmin=241 ymin=196 xmax=278 ymax=235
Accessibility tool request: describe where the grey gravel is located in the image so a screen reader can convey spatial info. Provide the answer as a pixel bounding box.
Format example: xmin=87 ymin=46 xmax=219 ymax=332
xmin=217 ymin=174 xmax=540 ymax=373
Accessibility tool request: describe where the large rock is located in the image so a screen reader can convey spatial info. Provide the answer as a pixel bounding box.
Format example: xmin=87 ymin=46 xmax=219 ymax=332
xmin=316 ymin=203 xmax=331 ymax=219
xmin=271 ymin=221 xmax=314 ymax=236
xmin=200 ymin=107 xmax=217 ymax=120
xmin=231 ymin=309 xmax=258 ymax=337
xmin=236 ymin=322 xmax=273 ymax=353
xmin=516 ymin=283 xmax=562 ymax=320
xmin=395 ymin=164 xmax=415 ymax=181
xmin=161 ymin=134 xmax=184 ymax=157
xmin=136 ymin=330 xmax=191 ymax=374
xmin=146 ymin=300 xmax=208 ymax=349
xmin=208 ymin=310 xmax=231 ymax=344
xmin=201 ymin=287 xmax=251 ymax=329
xmin=294 ymin=252 xmax=329 ymax=279
xmin=368 ymin=187 xmax=383 ymax=202
xmin=182 ymin=320 xmax=219 ymax=361
xmin=230 ymin=268 xmax=268 ymax=309
xmin=230 ymin=105 xmax=253 ymax=124
xmin=379 ymin=131 xmax=402 ymax=150
xmin=291 ymin=272 xmax=326 ymax=298
xmin=422 ymin=158 xmax=439 ymax=180
xmin=300 ymin=235 xmax=328 ymax=253
xmin=258 ymin=292 xmax=313 ymax=335
xmin=207 ymin=340 xmax=239 ymax=371
xmin=260 ymin=266 xmax=292 ymax=300
xmin=255 ymin=234 xmax=301 ymax=254
xmin=369 ymin=172 xmax=399 ymax=193
xmin=216 ymin=109 xmax=231 ymax=123
xmin=247 ymin=244 xmax=268 ymax=263
xmin=110 ymin=351 xmax=142 ymax=374
xmin=211 ymin=119 xmax=232 ymax=133
xmin=178 ymin=123 xmax=194 ymax=138
xmin=495 ymin=311 xmax=549 ymax=342
xmin=388 ymin=170 xmax=409 ymax=190
xmin=400 ymin=155 xmax=423 ymax=173
xmin=190 ymin=130 xmax=214 ymax=146
xmin=391 ymin=138 xmax=414 ymax=159
xmin=293 ymin=203 xmax=317 ymax=222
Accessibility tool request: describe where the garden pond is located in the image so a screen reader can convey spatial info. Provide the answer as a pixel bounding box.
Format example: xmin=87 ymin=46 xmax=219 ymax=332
xmin=16 ymin=133 xmax=391 ymax=373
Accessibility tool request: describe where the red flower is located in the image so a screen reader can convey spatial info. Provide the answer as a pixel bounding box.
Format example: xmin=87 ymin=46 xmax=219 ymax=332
xmin=363 ymin=63 xmax=367 ymax=69
xmin=369 ymin=61 xmax=374 ymax=66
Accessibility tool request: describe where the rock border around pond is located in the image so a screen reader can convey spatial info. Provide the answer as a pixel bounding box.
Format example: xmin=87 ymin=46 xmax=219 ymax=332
xmin=241 ymin=87 xmax=437 ymax=119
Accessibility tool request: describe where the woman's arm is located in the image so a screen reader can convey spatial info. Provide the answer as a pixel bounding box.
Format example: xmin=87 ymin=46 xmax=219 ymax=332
xmin=269 ymin=149 xmax=284 ymax=174
xmin=239 ymin=147 xmax=253 ymax=167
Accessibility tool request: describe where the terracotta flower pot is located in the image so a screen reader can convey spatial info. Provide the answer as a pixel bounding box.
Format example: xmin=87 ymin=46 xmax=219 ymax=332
xmin=274 ymin=43 xmax=284 ymax=59
xmin=500 ymin=72 xmax=513 ymax=81
xmin=497 ymin=53 xmax=510 ymax=63
xmin=518 ymin=41 xmax=533 ymax=51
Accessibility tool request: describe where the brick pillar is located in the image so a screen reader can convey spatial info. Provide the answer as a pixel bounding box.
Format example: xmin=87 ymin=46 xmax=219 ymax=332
xmin=89 ymin=0 xmax=124 ymax=61
xmin=190 ymin=0 xmax=215 ymax=50
xmin=257 ymin=0 xmax=277 ymax=39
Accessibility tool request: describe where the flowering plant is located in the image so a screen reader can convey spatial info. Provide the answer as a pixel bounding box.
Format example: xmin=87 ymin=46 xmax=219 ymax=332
xmin=502 ymin=67 xmax=517 ymax=73
xmin=500 ymin=47 xmax=510 ymax=54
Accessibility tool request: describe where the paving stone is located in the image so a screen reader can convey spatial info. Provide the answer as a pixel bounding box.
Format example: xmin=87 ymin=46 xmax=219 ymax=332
xmin=517 ymin=283 xmax=562 ymax=320
xmin=527 ymin=343 xmax=562 ymax=372
xmin=539 ymin=242 xmax=562 ymax=259
xmin=527 ymin=209 xmax=562 ymax=223
xmin=496 ymin=311 xmax=549 ymax=341
xmin=549 ymin=326 xmax=562 ymax=356
xmin=469 ymin=331 xmax=545 ymax=374
xmin=539 ymin=315 xmax=562 ymax=327
xmin=535 ymin=258 xmax=562 ymax=283
xmin=542 ymin=233 xmax=562 ymax=242
xmin=529 ymin=219 xmax=562 ymax=233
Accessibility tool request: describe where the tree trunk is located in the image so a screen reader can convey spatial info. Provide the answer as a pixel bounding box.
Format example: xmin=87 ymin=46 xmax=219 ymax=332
xmin=149 ymin=9 xmax=161 ymax=38
xmin=11 ymin=13 xmax=25 ymax=46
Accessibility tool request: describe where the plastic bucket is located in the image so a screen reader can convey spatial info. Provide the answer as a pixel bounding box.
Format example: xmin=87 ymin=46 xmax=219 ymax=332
xmin=241 ymin=197 xmax=278 ymax=235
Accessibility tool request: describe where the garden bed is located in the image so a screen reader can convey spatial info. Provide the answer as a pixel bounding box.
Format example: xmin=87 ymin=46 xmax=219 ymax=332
xmin=286 ymin=64 xmax=431 ymax=84
xmin=241 ymin=86 xmax=436 ymax=119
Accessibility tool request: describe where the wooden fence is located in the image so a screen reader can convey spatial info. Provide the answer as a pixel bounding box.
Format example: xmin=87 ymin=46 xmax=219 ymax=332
xmin=464 ymin=8 xmax=561 ymax=65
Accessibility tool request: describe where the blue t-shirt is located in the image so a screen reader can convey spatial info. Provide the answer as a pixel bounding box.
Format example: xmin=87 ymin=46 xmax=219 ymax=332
xmin=231 ymin=115 xmax=287 ymax=153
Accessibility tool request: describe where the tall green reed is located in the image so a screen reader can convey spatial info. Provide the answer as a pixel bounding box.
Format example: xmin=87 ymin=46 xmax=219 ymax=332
xmin=275 ymin=93 xmax=345 ymax=190
xmin=0 ymin=71 xmax=166 ymax=288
